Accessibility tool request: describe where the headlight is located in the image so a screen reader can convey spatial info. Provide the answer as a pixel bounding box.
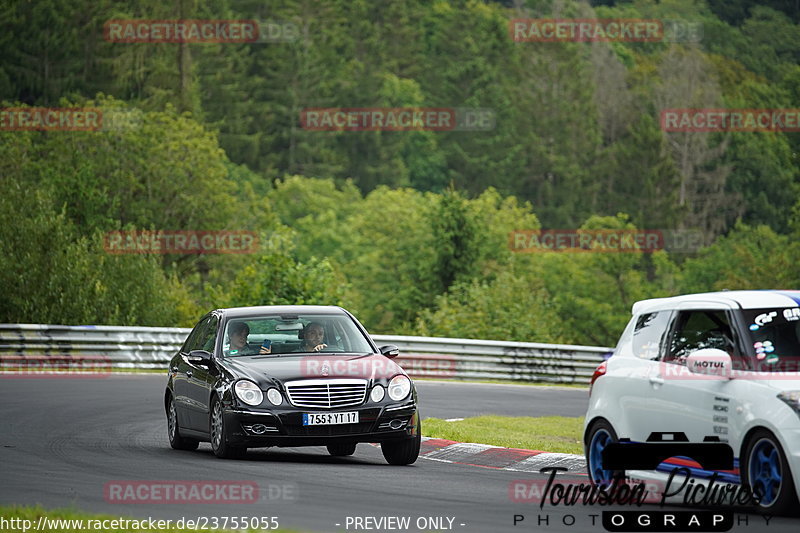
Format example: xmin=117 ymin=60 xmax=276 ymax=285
xmin=387 ymin=375 xmax=411 ymax=401
xmin=234 ymin=380 xmax=263 ymax=406
xmin=370 ymin=385 xmax=385 ymax=403
xmin=778 ymin=391 xmax=800 ymax=416
xmin=266 ymin=388 xmax=283 ymax=406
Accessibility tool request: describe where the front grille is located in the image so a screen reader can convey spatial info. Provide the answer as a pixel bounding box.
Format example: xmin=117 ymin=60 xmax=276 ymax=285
xmin=284 ymin=379 xmax=367 ymax=409
xmin=284 ymin=422 xmax=374 ymax=437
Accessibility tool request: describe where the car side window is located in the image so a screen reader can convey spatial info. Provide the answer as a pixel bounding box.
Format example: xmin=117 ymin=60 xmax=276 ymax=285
xmin=182 ymin=317 xmax=211 ymax=353
xmin=665 ymin=310 xmax=736 ymax=364
xmin=197 ymin=316 xmax=219 ymax=353
xmin=632 ymin=311 xmax=671 ymax=360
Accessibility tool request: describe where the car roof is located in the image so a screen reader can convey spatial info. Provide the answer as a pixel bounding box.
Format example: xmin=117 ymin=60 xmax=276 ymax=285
xmin=631 ymin=290 xmax=800 ymax=315
xmin=215 ymin=305 xmax=349 ymax=319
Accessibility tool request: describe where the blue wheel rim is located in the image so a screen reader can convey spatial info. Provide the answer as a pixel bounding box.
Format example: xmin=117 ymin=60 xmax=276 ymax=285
xmin=749 ymin=438 xmax=782 ymax=506
xmin=589 ymin=428 xmax=615 ymax=487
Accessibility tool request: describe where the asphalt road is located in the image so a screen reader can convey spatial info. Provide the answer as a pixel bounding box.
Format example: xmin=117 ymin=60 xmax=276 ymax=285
xmin=415 ymin=380 xmax=589 ymax=419
xmin=1 ymin=376 xmax=797 ymax=533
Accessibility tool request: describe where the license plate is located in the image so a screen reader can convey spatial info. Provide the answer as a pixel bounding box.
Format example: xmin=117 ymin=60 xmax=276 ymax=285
xmin=302 ymin=411 xmax=359 ymax=425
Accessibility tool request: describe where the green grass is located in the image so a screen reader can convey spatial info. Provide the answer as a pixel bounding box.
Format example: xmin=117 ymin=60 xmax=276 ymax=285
xmin=0 ymin=505 xmax=301 ymax=533
xmin=422 ymin=415 xmax=585 ymax=455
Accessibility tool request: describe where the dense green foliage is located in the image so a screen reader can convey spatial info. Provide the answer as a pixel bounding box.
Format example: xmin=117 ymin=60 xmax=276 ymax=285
xmin=2 ymin=0 xmax=799 ymax=346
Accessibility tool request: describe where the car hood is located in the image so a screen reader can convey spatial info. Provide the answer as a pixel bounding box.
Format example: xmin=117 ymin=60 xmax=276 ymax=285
xmin=219 ymin=353 xmax=406 ymax=386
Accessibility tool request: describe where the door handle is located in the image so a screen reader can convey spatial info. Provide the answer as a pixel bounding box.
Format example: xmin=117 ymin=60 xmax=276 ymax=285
xmin=649 ymin=376 xmax=664 ymax=385
xmin=186 ymin=370 xmax=193 ymax=379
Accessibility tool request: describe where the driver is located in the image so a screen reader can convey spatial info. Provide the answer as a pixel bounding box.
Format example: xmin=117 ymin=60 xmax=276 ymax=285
xmin=298 ymin=322 xmax=327 ymax=353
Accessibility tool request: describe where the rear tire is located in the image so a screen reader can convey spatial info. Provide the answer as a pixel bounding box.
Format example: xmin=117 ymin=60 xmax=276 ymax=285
xmin=167 ymin=395 xmax=199 ymax=451
xmin=585 ymin=419 xmax=624 ymax=487
xmin=210 ymin=397 xmax=246 ymax=459
xmin=327 ymin=443 xmax=357 ymax=456
xmin=742 ymin=429 xmax=799 ymax=515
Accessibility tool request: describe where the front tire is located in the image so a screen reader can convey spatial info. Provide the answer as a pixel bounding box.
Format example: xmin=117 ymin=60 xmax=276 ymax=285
xmin=585 ymin=419 xmax=624 ymax=488
xmin=381 ymin=417 xmax=421 ymax=465
xmin=742 ymin=429 xmax=799 ymax=515
xmin=210 ymin=397 xmax=246 ymax=459
xmin=167 ymin=395 xmax=199 ymax=451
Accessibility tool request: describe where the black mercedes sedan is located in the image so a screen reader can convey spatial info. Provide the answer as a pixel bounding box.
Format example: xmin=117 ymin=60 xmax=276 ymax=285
xmin=164 ymin=305 xmax=420 ymax=465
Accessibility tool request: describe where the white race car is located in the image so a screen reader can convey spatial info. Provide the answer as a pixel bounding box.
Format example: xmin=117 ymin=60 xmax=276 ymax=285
xmin=584 ymin=290 xmax=800 ymax=514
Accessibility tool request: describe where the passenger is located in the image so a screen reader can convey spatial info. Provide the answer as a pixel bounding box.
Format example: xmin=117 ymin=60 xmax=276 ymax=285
xmin=298 ymin=322 xmax=327 ymax=353
xmin=228 ymin=322 xmax=271 ymax=355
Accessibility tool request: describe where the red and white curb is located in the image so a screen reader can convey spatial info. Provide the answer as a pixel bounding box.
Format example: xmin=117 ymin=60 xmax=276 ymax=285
xmin=419 ymin=437 xmax=587 ymax=474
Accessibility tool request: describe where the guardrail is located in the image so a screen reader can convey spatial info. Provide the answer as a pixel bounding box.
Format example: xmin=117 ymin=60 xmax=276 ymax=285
xmin=0 ymin=324 xmax=612 ymax=384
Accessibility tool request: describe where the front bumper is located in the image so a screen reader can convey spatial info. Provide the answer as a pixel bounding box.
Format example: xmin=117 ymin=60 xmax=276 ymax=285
xmin=776 ymin=427 xmax=800 ymax=505
xmin=223 ymin=400 xmax=418 ymax=447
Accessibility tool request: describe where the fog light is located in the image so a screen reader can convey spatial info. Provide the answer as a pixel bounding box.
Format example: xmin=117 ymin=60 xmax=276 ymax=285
xmin=370 ymin=385 xmax=385 ymax=403
xmin=267 ymin=388 xmax=283 ymax=406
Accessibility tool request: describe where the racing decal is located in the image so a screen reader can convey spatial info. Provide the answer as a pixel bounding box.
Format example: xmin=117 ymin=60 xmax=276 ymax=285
xmin=754 ymin=340 xmax=774 ymax=360
xmin=754 ymin=311 xmax=777 ymax=326
xmin=712 ymin=397 xmax=730 ymax=442
xmin=783 ymin=307 xmax=800 ymax=321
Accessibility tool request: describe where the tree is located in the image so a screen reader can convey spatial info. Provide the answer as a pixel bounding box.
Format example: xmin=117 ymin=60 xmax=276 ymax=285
xmin=681 ymin=222 xmax=800 ymax=292
xmin=267 ymin=175 xmax=363 ymax=262
xmin=0 ymin=179 xmax=197 ymax=326
xmin=430 ymin=187 xmax=482 ymax=292
xmin=414 ymin=267 xmax=566 ymax=343
xmin=521 ymin=214 xmax=680 ymax=346
xmin=652 ymin=46 xmax=736 ymax=241
xmin=209 ymin=228 xmax=345 ymax=308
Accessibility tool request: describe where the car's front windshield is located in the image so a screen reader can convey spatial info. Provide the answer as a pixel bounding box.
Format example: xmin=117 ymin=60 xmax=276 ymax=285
xmin=222 ymin=314 xmax=373 ymax=357
xmin=742 ymin=307 xmax=800 ymax=372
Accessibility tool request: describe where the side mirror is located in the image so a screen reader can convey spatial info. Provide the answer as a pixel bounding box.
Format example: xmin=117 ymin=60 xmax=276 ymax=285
xmin=186 ymin=350 xmax=212 ymax=366
xmin=685 ymin=348 xmax=731 ymax=378
xmin=379 ymin=345 xmax=400 ymax=359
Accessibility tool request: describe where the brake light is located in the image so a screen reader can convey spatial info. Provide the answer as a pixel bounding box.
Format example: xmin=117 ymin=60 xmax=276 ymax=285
xmin=589 ymin=361 xmax=607 ymax=396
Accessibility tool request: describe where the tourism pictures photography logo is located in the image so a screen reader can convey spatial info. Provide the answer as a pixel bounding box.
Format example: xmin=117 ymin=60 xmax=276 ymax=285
xmin=509 ymin=437 xmax=777 ymax=532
